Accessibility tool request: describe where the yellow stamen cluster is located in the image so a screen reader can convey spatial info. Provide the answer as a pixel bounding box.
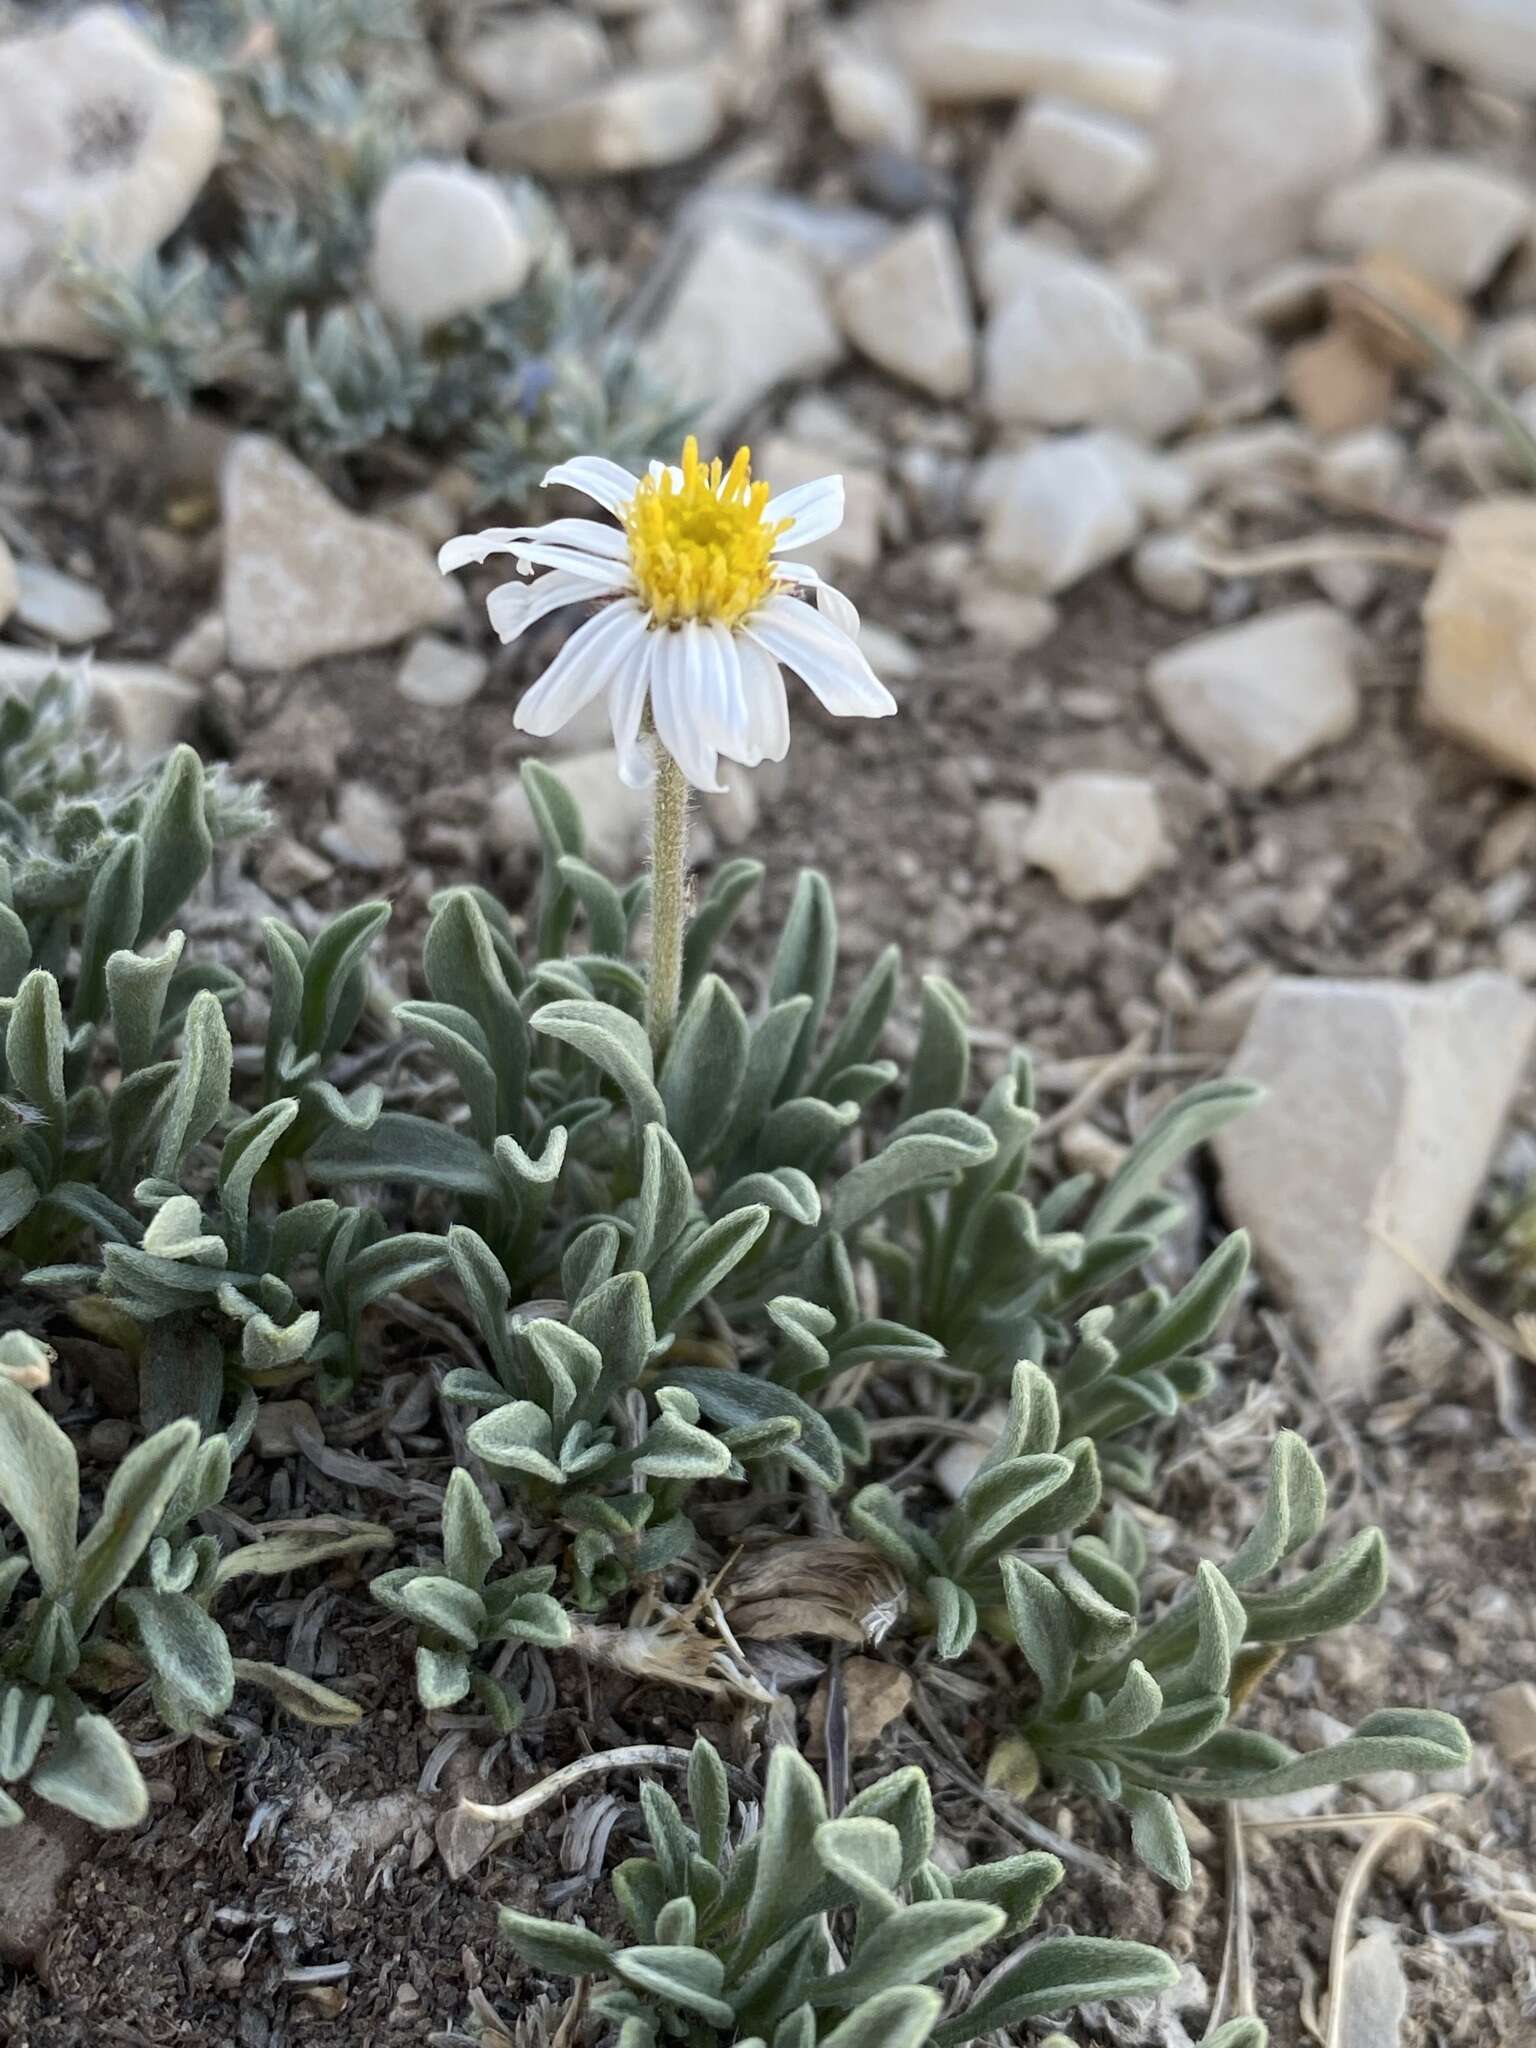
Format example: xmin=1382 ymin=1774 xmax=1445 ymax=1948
xmin=624 ymin=437 xmax=788 ymax=629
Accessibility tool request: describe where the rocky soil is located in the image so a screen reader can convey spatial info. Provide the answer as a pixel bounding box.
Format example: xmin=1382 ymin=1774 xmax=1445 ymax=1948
xmin=3 ymin=1 xmax=1536 ymax=2044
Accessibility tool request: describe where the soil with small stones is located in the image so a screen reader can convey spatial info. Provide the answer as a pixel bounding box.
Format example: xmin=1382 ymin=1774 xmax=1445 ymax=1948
xmin=5 ymin=77 xmax=1536 ymax=2048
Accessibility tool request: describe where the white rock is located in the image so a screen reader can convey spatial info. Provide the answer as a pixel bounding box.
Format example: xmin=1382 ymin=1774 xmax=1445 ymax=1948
xmin=984 ymin=244 xmax=1148 ymax=427
xmin=0 ymin=648 xmax=197 ymax=769
xmin=489 ymin=749 xmax=651 ymax=874
xmin=451 ymin=11 xmax=609 ymax=109
xmin=1096 ymin=432 xmax=1197 ymax=525
xmin=979 ymin=434 xmax=1142 ymax=593
xmin=1017 ymin=99 xmax=1158 ymax=229
xmin=642 ymin=226 xmax=843 ymax=436
xmin=1421 ymin=496 xmax=1536 ymax=786
xmin=1216 ymin=972 xmax=1536 ymax=1387
xmin=1334 ymin=1931 xmax=1408 ymax=2048
xmin=1133 ymin=531 xmax=1209 ymax=613
xmin=1148 ymin=604 xmax=1360 ymax=790
xmin=368 ymin=163 xmax=534 ymax=336
xmin=1317 ymin=154 xmax=1532 ymax=298
xmin=835 ymin=216 xmax=975 ymax=401
xmin=1488 ymin=1681 xmax=1536 ymax=1768
xmin=816 ymin=39 xmax=924 ymax=154
xmin=857 ymin=621 xmax=923 ymax=681
xmin=481 ymin=63 xmax=723 ymax=176
xmin=1023 ymin=772 xmax=1169 ymax=903
xmin=0 ymin=540 xmax=17 ymax=629
xmin=892 ymin=0 xmax=1179 ymax=120
xmin=757 ymin=436 xmax=883 ymax=575
xmin=634 ymin=5 xmax=714 ymax=68
xmin=1383 ymin=0 xmax=1536 ymax=96
xmin=11 ymin=563 xmax=113 ymax=645
xmin=959 ymin=587 xmax=1060 ymax=651
xmin=0 ymin=8 xmax=221 ymax=354
xmin=319 ymin=782 xmax=406 ymax=873
xmin=935 ymin=1405 xmax=1008 ymax=1501
xmin=1106 ymin=347 xmax=1205 ymax=442
xmin=396 ymin=633 xmax=489 ymax=710
xmin=166 ymin=610 xmax=226 ymax=682
xmin=222 ymin=435 xmax=458 ymax=672
xmin=1137 ymin=12 xmax=1381 ymax=285
xmin=1316 ymin=427 xmax=1409 ymax=507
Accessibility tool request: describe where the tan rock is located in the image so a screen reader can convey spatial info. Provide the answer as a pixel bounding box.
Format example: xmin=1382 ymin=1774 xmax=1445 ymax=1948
xmin=834 ymin=215 xmax=975 ymax=401
xmin=1332 ymin=251 xmax=1471 ymax=371
xmin=1421 ymin=498 xmax=1536 ymax=785
xmin=1317 ymin=154 xmax=1532 ymax=298
xmin=221 ymin=436 xmax=457 ymax=672
xmin=1284 ymin=326 xmax=1396 ymax=437
xmin=892 ymin=0 xmax=1179 ymax=120
xmin=1488 ymin=1681 xmax=1536 ymax=1768
xmin=450 ymin=11 xmax=609 ymax=110
xmin=1216 ymin=972 xmax=1536 ymax=1387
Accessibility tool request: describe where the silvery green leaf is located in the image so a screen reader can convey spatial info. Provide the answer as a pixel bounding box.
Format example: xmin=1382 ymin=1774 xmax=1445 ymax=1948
xmin=734 ymin=1745 xmax=828 ymax=1970
xmin=1165 ymin=1708 xmax=1470 ymax=1802
xmin=563 ymin=1222 xmax=620 ymax=1305
xmin=949 ymin=1851 xmax=1061 ymax=1931
xmin=848 ymin=1486 xmax=938 ymax=1585
xmin=661 ymin=1368 xmax=843 ymax=1490
xmin=648 ymin=1205 xmax=770 ymax=1329
xmin=525 ymin=1320 xmax=602 ymax=1420
xmin=687 ymin=1737 xmax=730 ymax=1868
xmin=932 ymin=1935 xmax=1178 ymax=2041
xmin=716 ymin=996 xmax=812 ymax=1162
xmin=712 ymin=1168 xmax=820 ymax=1229
xmin=341 ymin=1231 xmax=449 ymax=1315
xmin=1161 ymin=1562 xmax=1245 ymax=1701
xmin=214 ymin=1520 xmax=391 ymax=1586
xmin=1001 ymin=1559 xmax=1077 ymax=1710
xmin=813 ymin=1815 xmax=904 ymax=1920
xmin=467 ymin=1400 xmax=563 ymax=1485
xmin=613 ymin=1945 xmax=735 ymax=2026
xmin=0 ymin=1330 xmax=51 ymax=1389
xmin=629 ymin=1122 xmax=695 ymax=1273
xmin=75 ymin=833 xmax=144 ymax=1027
xmin=141 ymin=1316 xmax=223 ymax=1434
xmin=0 ymin=1373 xmax=79 ymax=1599
xmin=681 ymin=856 xmax=762 ymax=999
xmin=240 ymin=1306 xmax=320 ymax=1374
xmin=447 ymin=1222 xmax=515 ymax=1380
xmin=1237 ymin=1527 xmax=1388 ymax=1642
xmin=534 ymin=999 xmax=666 ymax=1129
xmin=570 ymin=1268 xmax=657 ymax=1402
xmin=417 ymin=1644 xmax=471 ymax=1710
xmin=137 ymin=745 xmax=212 ymax=940
xmin=425 ymin=893 xmax=531 ymax=1127
xmin=29 ymin=1708 xmax=149 ymax=1829
xmin=1087 ymin=1079 xmax=1260 ymax=1236
xmin=0 ymin=1683 xmax=52 ymax=1782
xmin=946 ymin=1453 xmax=1075 ymax=1577
xmin=232 ymin=1658 xmax=363 ymax=1726
xmin=520 ymin=759 xmax=584 ymax=958
xmin=0 ymin=1166 xmax=39 ymax=1235
xmin=1121 ymin=1786 xmax=1191 ymax=1890
xmin=393 ymin=1573 xmax=486 ymax=1649
xmin=1094 ymin=1662 xmax=1163 ymax=1742
xmin=396 ymin=999 xmax=499 ymax=1146
xmin=809 ymin=1898 xmax=1003 ymax=2008
xmin=1224 ymin=1431 xmax=1328 ymax=1587
xmin=900 ymin=976 xmax=970 ymax=1119
xmin=632 ymin=1391 xmax=733 ymax=1481
xmin=70 ymin=1419 xmax=199 ymax=1631
xmin=217 ymin=1096 xmax=298 ymax=1252
xmin=926 ymin=1575 xmax=978 ymax=1660
xmin=441 ymin=1466 xmax=500 ymax=1592
xmin=1115 ymin=1232 xmax=1250 ymax=1374
xmin=758 ymin=1096 xmax=860 ymax=1178
xmin=557 ymin=852 xmax=628 ymax=957
xmin=767 ymin=870 xmax=836 ymax=1102
xmin=141 ymin=1195 xmax=227 ymax=1266
xmin=654 ymin=1898 xmax=697 ymax=1948
xmin=297 ymin=900 xmax=390 ymax=1057
xmin=152 ymin=991 xmax=231 ymax=1179
xmin=1204 ymin=2023 xmax=1269 ymax=2047
xmin=809 ymin=944 xmax=900 ymax=1099
xmin=118 ymin=1586 xmax=234 ymax=1732
xmin=0 ymin=1786 xmax=22 ymax=1827
xmin=7 ymin=970 xmax=65 ymax=1169
xmin=0 ymin=902 xmax=28 ymax=999
xmin=498 ymin=1907 xmax=614 ymax=1978
xmin=660 ymin=973 xmax=748 ymax=1164
xmin=828 ymin=1111 xmax=997 ymax=1235
xmin=821 ymin=1989 xmax=942 ymax=2048
xmin=490 ymin=1591 xmax=570 ymax=1649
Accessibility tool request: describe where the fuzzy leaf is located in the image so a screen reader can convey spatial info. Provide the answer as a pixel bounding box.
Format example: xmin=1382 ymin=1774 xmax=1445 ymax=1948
xmin=119 ymin=1586 xmax=235 ymax=1730
xmin=829 ymin=1111 xmax=996 ymax=1235
xmin=535 ymin=1000 xmax=666 ymax=1129
xmin=820 ymin=1989 xmax=942 ymax=2048
xmin=933 ymin=1935 xmax=1179 ymax=2040
xmin=232 ymin=1659 xmax=363 ymax=1726
xmin=309 ymin=1111 xmax=502 ymax=1198
xmin=1087 ymin=1080 xmax=1260 ymax=1236
xmin=661 ymin=973 xmax=749 ymax=1163
xmin=649 ymin=1205 xmax=770 ymax=1328
xmin=30 ymin=1710 xmax=148 ymax=1829
xmin=1122 ymin=1786 xmax=1191 ymax=1889
xmin=498 ymin=1908 xmax=614 ymax=1978
xmin=662 ymin=1368 xmax=843 ymax=1489
xmin=153 ymin=991 xmax=232 ymax=1179
xmin=70 ymin=1420 xmax=200 ymax=1631
xmin=441 ymin=1467 xmax=500 ymax=1592
xmin=0 ymin=1375 xmax=79 ymax=1599
xmin=138 ymin=746 xmax=213 ymax=941
xmin=613 ymin=1945 xmax=735 ymax=2026
xmin=768 ymin=871 xmax=836 ymax=1101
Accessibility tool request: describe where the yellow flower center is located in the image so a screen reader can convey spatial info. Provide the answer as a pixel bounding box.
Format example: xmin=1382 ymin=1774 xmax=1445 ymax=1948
xmin=624 ymin=437 xmax=788 ymax=629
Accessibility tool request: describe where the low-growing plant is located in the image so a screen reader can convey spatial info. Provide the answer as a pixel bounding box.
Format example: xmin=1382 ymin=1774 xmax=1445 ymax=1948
xmin=496 ymin=1737 xmax=1179 ymax=2048
xmin=0 ymin=1373 xmax=386 ymax=1828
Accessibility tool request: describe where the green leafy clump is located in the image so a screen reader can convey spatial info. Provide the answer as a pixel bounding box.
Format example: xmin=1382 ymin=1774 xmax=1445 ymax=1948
xmin=0 ymin=1373 xmax=385 ymax=1828
xmin=67 ymin=1 xmax=688 ymax=489
xmin=496 ymin=1737 xmax=1178 ymax=2048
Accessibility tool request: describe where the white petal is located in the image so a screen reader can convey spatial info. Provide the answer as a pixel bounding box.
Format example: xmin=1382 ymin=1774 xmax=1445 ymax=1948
xmin=611 ymin=633 xmax=657 ymax=790
xmin=541 ymin=457 xmax=641 ymax=515
xmin=439 ymin=527 xmax=527 ymax=573
xmin=744 ymin=594 xmax=897 ymax=719
xmin=650 ymin=626 xmax=724 ymax=793
xmin=702 ymin=622 xmax=755 ymax=765
xmin=774 ymin=560 xmax=862 ymax=639
xmin=765 ymin=475 xmax=845 ymax=553
xmin=514 ymin=601 xmax=648 ymax=737
xmin=733 ymin=631 xmax=790 ymax=764
xmin=512 ymin=517 xmax=629 ymax=560
xmin=508 ymin=541 xmax=635 ymax=582
xmin=486 ymin=568 xmax=626 ymax=645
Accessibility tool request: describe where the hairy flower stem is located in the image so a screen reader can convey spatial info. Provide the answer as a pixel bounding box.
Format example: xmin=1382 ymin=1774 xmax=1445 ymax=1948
xmin=646 ymin=743 xmax=690 ymax=1057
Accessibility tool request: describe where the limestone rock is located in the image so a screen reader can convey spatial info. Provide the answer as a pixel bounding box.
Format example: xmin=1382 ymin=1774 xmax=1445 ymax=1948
xmin=1136 ymin=11 xmax=1381 ymax=285
xmin=368 ymin=163 xmax=534 ymax=336
xmin=1317 ymin=155 xmax=1532 ymax=298
xmin=396 ymin=633 xmax=488 ymax=710
xmin=983 ymin=243 xmax=1148 ymax=427
xmin=1148 ymin=604 xmax=1361 ymax=790
xmin=816 ymin=39 xmax=924 ymax=153
xmin=979 ymin=434 xmax=1142 ymax=594
xmin=451 ymin=11 xmax=609 ymax=109
xmin=1133 ymin=532 xmax=1209 ymax=614
xmin=221 ymin=436 xmax=458 ymax=672
xmin=1488 ymin=1681 xmax=1536 ymax=1768
xmin=0 ymin=8 xmax=222 ymax=354
xmin=11 ymin=563 xmax=113 ymax=645
xmin=892 ymin=0 xmax=1179 ymax=121
xmin=1216 ymin=972 xmax=1536 ymax=1386
xmin=959 ymin=587 xmax=1060 ymax=651
xmin=1421 ymin=498 xmax=1536 ymax=785
xmin=1334 ymin=1930 xmax=1409 ymax=2048
xmin=835 ymin=215 xmax=975 ymax=400
xmin=481 ymin=63 xmax=723 ymax=176
xmin=1022 ymin=771 xmax=1169 ymax=903
xmin=1383 ymin=0 xmax=1536 ymax=97
xmin=1107 ymin=347 xmax=1204 ymax=443
xmin=489 ymin=749 xmax=651 ymax=874
xmin=319 ymin=782 xmax=406 ymax=873
xmin=0 ymin=647 xmax=197 ymax=769
xmin=642 ymin=226 xmax=843 ymax=436
xmin=1017 ymin=99 xmax=1158 ymax=229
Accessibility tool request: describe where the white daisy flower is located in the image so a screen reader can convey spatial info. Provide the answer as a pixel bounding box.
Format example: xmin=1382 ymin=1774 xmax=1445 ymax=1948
xmin=437 ymin=436 xmax=897 ymax=793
